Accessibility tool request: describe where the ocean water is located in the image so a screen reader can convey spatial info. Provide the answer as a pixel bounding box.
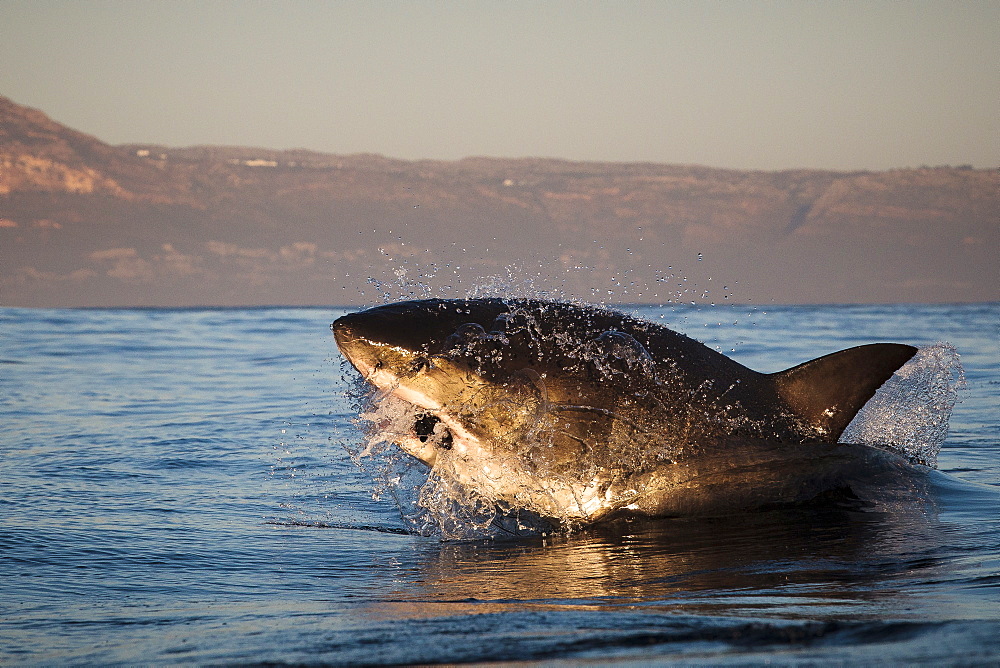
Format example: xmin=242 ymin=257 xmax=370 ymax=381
xmin=1 ymin=302 xmax=998 ymax=665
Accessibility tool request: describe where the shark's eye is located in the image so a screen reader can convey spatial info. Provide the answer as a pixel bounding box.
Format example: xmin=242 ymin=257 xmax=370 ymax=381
xmin=409 ymin=357 xmax=429 ymax=374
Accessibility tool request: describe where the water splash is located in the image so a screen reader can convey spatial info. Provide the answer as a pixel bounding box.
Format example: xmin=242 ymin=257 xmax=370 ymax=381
xmin=345 ymin=386 xmax=552 ymax=539
xmin=841 ymin=343 xmax=965 ymax=467
xmin=360 ymin=251 xmax=728 ymax=310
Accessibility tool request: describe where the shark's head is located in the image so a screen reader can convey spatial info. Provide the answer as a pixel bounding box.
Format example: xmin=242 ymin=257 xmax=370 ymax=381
xmin=334 ymin=299 xmax=539 ymax=463
xmin=332 ymin=298 xmax=665 ymax=520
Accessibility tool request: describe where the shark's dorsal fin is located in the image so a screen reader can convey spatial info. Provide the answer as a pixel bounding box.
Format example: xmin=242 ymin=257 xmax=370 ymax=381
xmin=772 ymin=343 xmax=918 ymax=442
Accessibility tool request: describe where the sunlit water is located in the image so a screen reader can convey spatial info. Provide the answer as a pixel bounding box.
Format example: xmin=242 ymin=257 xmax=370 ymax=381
xmin=2 ymin=303 xmax=998 ymax=664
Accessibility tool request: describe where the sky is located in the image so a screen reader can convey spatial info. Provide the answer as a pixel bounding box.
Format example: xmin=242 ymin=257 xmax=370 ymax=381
xmin=1 ymin=0 xmax=997 ymax=171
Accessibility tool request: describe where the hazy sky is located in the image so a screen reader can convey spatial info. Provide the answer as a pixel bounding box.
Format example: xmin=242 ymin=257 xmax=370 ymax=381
xmin=2 ymin=0 xmax=997 ymax=171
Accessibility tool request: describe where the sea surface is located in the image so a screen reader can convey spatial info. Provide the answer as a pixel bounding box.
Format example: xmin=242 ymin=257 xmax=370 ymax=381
xmin=2 ymin=302 xmax=998 ymax=665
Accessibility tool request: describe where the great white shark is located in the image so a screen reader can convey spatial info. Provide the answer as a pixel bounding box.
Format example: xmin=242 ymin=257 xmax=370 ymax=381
xmin=333 ymin=298 xmax=919 ymax=526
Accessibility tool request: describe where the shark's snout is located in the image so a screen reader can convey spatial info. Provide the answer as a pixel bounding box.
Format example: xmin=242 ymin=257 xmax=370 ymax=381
xmin=333 ymin=299 xmax=514 ymax=360
xmin=331 ymin=314 xmax=365 ymax=368
xmin=333 ymin=306 xmax=449 ymax=392
xmin=330 ymin=316 xmax=349 ymax=345
xmin=332 ymin=309 xmax=382 ymax=347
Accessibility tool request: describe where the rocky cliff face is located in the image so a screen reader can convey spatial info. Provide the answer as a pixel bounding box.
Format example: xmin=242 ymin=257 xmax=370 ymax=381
xmin=1 ymin=96 xmax=996 ymax=307
xmin=1 ymin=99 xmax=126 ymax=196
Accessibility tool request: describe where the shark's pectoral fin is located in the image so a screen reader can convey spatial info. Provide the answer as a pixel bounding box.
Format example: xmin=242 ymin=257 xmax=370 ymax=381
xmin=772 ymin=343 xmax=918 ymax=441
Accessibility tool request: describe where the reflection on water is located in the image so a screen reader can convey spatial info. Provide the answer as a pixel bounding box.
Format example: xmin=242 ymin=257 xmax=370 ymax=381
xmin=366 ymin=491 xmax=964 ymax=623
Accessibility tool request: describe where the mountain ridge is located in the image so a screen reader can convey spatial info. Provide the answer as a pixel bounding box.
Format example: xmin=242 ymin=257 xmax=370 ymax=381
xmin=1 ymin=96 xmax=997 ymax=307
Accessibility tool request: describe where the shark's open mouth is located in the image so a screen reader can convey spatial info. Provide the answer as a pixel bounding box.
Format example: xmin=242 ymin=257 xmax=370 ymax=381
xmin=413 ymin=412 xmax=452 ymax=450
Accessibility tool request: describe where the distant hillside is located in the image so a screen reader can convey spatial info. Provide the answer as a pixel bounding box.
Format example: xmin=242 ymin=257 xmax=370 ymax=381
xmin=1 ymin=95 xmax=997 ymax=307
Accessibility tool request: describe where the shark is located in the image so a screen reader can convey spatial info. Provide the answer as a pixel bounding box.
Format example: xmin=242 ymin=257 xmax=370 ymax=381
xmin=332 ymin=298 xmax=919 ymax=526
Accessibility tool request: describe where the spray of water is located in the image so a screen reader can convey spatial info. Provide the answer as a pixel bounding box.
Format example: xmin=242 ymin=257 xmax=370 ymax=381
xmin=841 ymin=343 xmax=965 ymax=467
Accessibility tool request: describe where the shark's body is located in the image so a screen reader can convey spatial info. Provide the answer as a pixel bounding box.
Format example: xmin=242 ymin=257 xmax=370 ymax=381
xmin=333 ymin=298 xmax=918 ymax=525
